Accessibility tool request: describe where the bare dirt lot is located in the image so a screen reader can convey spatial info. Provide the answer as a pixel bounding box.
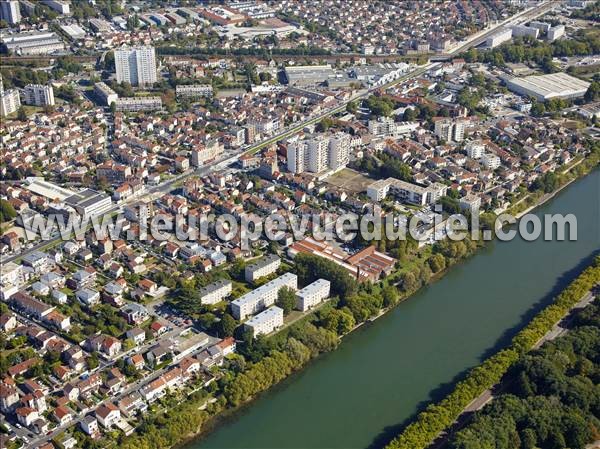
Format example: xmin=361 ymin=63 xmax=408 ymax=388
xmin=325 ymin=168 xmax=375 ymax=193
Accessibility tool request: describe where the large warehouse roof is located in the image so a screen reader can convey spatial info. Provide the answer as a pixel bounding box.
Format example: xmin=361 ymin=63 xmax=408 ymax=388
xmin=505 ymin=72 xmax=590 ymax=102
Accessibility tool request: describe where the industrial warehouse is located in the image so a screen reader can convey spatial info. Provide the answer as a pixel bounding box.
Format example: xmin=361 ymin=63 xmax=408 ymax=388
xmin=504 ymin=72 xmax=591 ymax=102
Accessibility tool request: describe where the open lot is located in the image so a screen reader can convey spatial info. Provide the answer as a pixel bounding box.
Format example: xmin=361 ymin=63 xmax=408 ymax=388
xmin=325 ymin=168 xmax=375 ymax=193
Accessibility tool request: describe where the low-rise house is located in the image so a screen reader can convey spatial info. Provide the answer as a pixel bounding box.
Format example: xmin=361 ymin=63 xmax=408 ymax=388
xmin=126 ymin=328 xmax=146 ymax=346
xmin=118 ymin=392 xmax=147 ymax=417
xmin=80 ymin=415 xmax=100 ymax=438
xmin=76 ymin=288 xmax=100 ymax=307
xmin=120 ymin=303 xmax=149 ymax=325
xmin=53 ymin=405 xmax=73 ymax=426
xmin=16 ymin=406 xmax=38 ymax=427
xmin=96 ymin=403 xmax=121 ymax=428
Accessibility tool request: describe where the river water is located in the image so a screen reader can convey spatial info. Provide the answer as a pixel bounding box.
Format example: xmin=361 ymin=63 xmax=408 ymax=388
xmin=190 ymin=169 xmax=600 ymax=449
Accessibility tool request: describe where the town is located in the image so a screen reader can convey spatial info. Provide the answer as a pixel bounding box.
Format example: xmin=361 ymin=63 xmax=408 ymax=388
xmin=0 ymin=1 xmax=599 ymax=449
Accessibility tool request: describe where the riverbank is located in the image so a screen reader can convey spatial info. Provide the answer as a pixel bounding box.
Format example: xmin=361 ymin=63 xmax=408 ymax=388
xmin=120 ymin=158 xmax=599 ymax=449
xmin=186 ymin=167 xmax=599 ymax=449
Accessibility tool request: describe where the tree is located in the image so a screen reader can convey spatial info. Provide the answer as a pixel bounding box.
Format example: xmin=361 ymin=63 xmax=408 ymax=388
xmin=399 ymin=272 xmax=419 ymax=293
xmin=429 ymin=253 xmax=446 ymax=273
xmin=17 ymin=107 xmax=27 ymax=121
xmin=382 ymin=285 xmax=400 ymax=307
xmin=584 ymin=81 xmax=600 ymax=102
xmin=217 ymin=313 xmax=237 ymax=337
xmin=0 ymin=199 xmax=17 ymax=223
xmin=346 ymin=100 xmax=358 ymax=114
xmin=276 ymin=286 xmax=296 ymax=315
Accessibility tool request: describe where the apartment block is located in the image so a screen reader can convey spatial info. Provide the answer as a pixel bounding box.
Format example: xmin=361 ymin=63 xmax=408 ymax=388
xmin=115 ymin=46 xmax=157 ymax=86
xmin=244 ymin=254 xmax=281 ymax=282
xmin=175 ymin=84 xmax=213 ymax=99
xmin=94 ymin=82 xmax=118 ymax=106
xmin=231 ymin=273 xmax=297 ymax=320
xmin=22 ymin=84 xmax=55 ymax=107
xmin=367 ymin=177 xmax=448 ymax=205
xmin=245 ymin=306 xmax=284 ymax=336
xmin=287 ymin=132 xmax=351 ymax=174
xmin=199 ymin=279 xmax=232 ymax=305
xmin=295 ymin=279 xmax=330 ymax=312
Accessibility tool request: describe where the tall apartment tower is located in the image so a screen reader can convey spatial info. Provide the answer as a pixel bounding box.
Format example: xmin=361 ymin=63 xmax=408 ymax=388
xmin=22 ymin=84 xmax=55 ymax=106
xmin=114 ymin=46 xmax=158 ymax=87
xmin=287 ymin=132 xmax=351 ymax=174
xmin=0 ymin=0 xmax=21 ymax=25
xmin=434 ymin=118 xmax=466 ymax=143
xmin=328 ymin=132 xmax=351 ymax=170
xmin=0 ymin=74 xmax=21 ymax=117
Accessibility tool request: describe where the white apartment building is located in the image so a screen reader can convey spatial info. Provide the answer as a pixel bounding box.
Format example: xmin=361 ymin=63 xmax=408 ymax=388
xmin=0 ymin=1 xmax=20 ymax=25
xmin=547 ymin=25 xmax=565 ymax=42
xmin=481 ymin=153 xmax=501 ymax=170
xmin=0 ymin=86 xmax=20 ymax=117
xmin=485 ymin=28 xmax=512 ymax=48
xmin=287 ymin=132 xmax=351 ymax=174
xmin=94 ymin=82 xmax=118 ymax=106
xmin=176 ymin=84 xmax=213 ymax=99
xmin=115 ymin=97 xmax=162 ymax=112
xmin=367 ymin=178 xmax=448 ymax=205
xmin=199 ymin=280 xmax=232 ymax=305
xmin=42 ymin=0 xmax=69 ymax=14
xmin=231 ymin=273 xmax=298 ymax=320
xmin=245 ymin=306 xmax=284 ymax=336
xmin=191 ymin=140 xmax=224 ymax=166
xmin=465 ymin=141 xmax=485 ymax=159
xmin=295 ymin=279 xmax=330 ymax=312
xmin=22 ymin=84 xmax=54 ymax=106
xmin=245 ymin=254 xmax=281 ymax=282
xmin=115 ymin=46 xmax=157 ymax=86
xmin=368 ymin=117 xmax=419 ymax=137
xmin=434 ymin=118 xmax=466 ymax=142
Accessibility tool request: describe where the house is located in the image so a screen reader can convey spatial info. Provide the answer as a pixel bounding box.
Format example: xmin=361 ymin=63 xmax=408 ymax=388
xmin=0 ymin=384 xmax=20 ymax=412
xmin=30 ymin=281 xmax=50 ymax=296
xmin=120 ymin=303 xmax=149 ymax=325
xmin=140 ymin=377 xmax=167 ymax=403
xmin=128 ymin=354 xmax=145 ymax=371
xmin=179 ymin=357 xmax=200 ymax=379
xmin=138 ymin=279 xmax=157 ymax=295
xmin=75 ymin=288 xmax=100 ymax=307
xmin=0 ymin=313 xmax=17 ymax=333
xmin=16 ymin=406 xmax=39 ymax=427
xmin=126 ymin=328 xmax=146 ymax=346
xmin=80 ymin=415 xmax=100 ymax=438
xmin=118 ymin=392 xmax=147 ymax=417
xmin=216 ymin=337 xmax=236 ymax=356
xmin=101 ymin=336 xmax=122 ymax=358
xmin=53 ymin=405 xmax=73 ymax=426
xmin=150 ymin=321 xmax=168 ymax=336
xmin=96 ymin=403 xmax=121 ymax=428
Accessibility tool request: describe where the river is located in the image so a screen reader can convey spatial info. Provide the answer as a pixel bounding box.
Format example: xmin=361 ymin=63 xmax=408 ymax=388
xmin=189 ymin=169 xmax=600 ymax=449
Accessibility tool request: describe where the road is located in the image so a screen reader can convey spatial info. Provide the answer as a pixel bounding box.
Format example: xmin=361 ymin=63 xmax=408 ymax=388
xmin=429 ymin=287 xmax=598 ymax=449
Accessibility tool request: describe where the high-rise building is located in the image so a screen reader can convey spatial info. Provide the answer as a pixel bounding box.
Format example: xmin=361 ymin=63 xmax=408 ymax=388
xmin=22 ymin=84 xmax=55 ymax=106
xmin=114 ymin=46 xmax=157 ymax=87
xmin=0 ymin=0 xmax=21 ymax=25
xmin=434 ymin=118 xmax=466 ymax=143
xmin=0 ymin=75 xmax=21 ymax=117
xmin=287 ymin=132 xmax=351 ymax=174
